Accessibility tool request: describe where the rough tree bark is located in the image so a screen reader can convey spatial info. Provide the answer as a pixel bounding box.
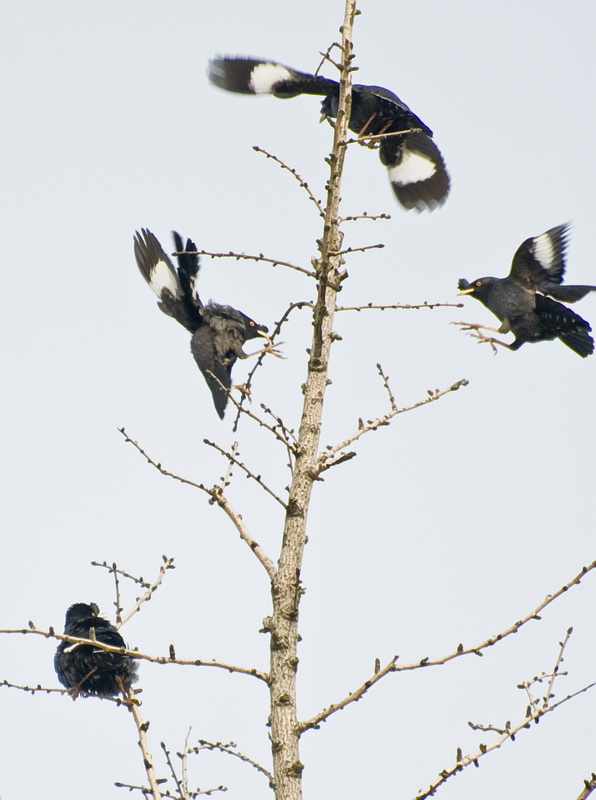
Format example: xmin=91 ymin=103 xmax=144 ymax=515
xmin=267 ymin=3 xmax=356 ymax=798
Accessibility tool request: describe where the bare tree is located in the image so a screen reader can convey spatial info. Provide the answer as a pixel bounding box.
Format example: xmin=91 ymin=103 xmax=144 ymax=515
xmin=2 ymin=2 xmax=595 ymax=799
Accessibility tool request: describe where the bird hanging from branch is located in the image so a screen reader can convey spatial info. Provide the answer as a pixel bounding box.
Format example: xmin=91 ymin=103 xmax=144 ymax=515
xmin=208 ymin=56 xmax=450 ymax=212
xmin=457 ymin=223 xmax=595 ymax=357
xmin=134 ymin=228 xmax=279 ymax=418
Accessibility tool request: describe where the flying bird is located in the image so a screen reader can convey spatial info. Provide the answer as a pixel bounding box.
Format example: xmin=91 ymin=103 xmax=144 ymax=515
xmin=208 ymin=56 xmax=450 ymax=212
xmin=134 ymin=228 xmax=274 ymax=418
xmin=54 ymin=603 xmax=138 ymax=698
xmin=458 ymin=223 xmax=595 ymax=357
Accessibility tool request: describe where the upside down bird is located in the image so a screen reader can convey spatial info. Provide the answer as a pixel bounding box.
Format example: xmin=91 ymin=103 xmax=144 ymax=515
xmin=208 ymin=56 xmax=450 ymax=212
xmin=54 ymin=603 xmax=138 ymax=698
xmin=134 ymin=229 xmax=276 ymax=418
xmin=458 ymin=223 xmax=596 ymax=357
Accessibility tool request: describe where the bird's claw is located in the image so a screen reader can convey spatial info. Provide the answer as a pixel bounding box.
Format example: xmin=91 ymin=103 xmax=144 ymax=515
xmin=452 ymin=321 xmax=507 ymax=355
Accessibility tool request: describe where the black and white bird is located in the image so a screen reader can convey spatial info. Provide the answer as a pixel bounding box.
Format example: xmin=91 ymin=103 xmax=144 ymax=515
xmin=458 ymin=223 xmax=596 ymax=357
xmin=208 ymin=56 xmax=449 ymax=212
xmin=134 ymin=228 xmax=273 ymax=418
xmin=54 ymin=603 xmax=138 ymax=698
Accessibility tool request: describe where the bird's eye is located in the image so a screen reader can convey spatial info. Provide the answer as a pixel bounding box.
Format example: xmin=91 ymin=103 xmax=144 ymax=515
xmin=249 ymin=321 xmax=255 ymax=327
xmin=475 ymin=281 xmax=482 ymax=287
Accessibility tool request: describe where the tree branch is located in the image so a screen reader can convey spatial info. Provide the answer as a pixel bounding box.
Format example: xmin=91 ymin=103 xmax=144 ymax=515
xmin=318 ymin=374 xmax=468 ymax=471
xmin=0 ymin=626 xmax=269 ymax=683
xmin=298 ymin=561 xmax=596 ymax=732
xmin=193 ymin=248 xmax=315 ymax=279
xmin=119 ymin=428 xmax=277 ymax=580
xmin=336 ymin=301 xmax=464 ymax=312
xmin=252 ymin=145 xmax=324 ymax=218
xmin=193 ymin=740 xmax=274 ymax=788
xmin=204 ymin=438 xmax=287 ymax=509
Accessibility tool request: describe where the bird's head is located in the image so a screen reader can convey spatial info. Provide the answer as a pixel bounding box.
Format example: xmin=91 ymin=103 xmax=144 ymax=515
xmin=243 ymin=314 xmax=269 ymax=341
xmin=64 ymin=603 xmax=100 ymax=625
xmin=457 ymin=277 xmax=494 ymax=302
xmin=320 ymin=91 xmax=339 ymax=122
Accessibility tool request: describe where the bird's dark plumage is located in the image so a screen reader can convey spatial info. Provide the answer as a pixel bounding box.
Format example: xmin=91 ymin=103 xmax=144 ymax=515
xmin=54 ymin=603 xmax=137 ymax=697
xmin=134 ymin=229 xmax=270 ymax=418
xmin=208 ymin=56 xmax=450 ymax=212
xmin=458 ymin=223 xmax=596 ymax=357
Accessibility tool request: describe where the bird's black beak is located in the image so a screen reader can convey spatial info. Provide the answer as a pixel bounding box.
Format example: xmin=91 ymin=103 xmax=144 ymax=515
xmin=457 ymin=287 xmax=475 ymax=296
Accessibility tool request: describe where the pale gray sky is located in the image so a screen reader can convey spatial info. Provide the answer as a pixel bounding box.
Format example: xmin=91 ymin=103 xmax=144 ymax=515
xmin=1 ymin=2 xmax=595 ymax=799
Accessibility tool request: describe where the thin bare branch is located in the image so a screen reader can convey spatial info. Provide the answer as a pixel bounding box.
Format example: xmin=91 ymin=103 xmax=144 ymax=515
xmin=204 ymin=438 xmax=287 ymax=508
xmin=91 ymin=560 xmax=153 ymax=589
xmin=299 ymin=562 xmax=596 ymax=733
xmin=161 ymin=741 xmax=184 ymax=799
xmin=1 ymin=679 xmax=67 ymax=696
xmin=118 ymin=428 xmax=277 ymax=580
xmin=339 ymin=212 xmax=391 ymax=223
xmin=577 ymin=774 xmax=596 ymax=800
xmin=415 ymin=684 xmax=596 ymax=799
xmin=193 ymin=740 xmax=274 ymax=787
xmin=334 ymin=242 xmax=384 ymax=256
xmin=337 ymin=301 xmax=464 ymax=312
xmin=0 ymin=626 xmax=269 ymax=683
xmin=298 ymin=656 xmax=398 ymax=732
xmin=124 ymin=689 xmax=162 ymax=800
xmin=233 ymin=301 xmax=313 ymax=432
xmin=318 ymin=377 xmax=469 ymax=471
xmin=118 ymin=556 xmax=176 ymax=628
xmin=195 ymin=248 xmax=316 ymax=279
xmin=543 ymin=626 xmax=573 ymax=709
xmin=252 ymin=145 xmax=324 ymax=217
xmin=341 ymin=127 xmax=423 ymax=148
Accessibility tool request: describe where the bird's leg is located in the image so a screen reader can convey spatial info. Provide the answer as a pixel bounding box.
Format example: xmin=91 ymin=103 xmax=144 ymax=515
xmin=116 ymin=675 xmax=139 ymax=704
xmin=233 ymin=383 xmax=253 ymax=401
xmin=243 ymin=333 xmax=285 ymax=360
xmin=452 ymin=321 xmax=512 ymax=355
xmin=357 ymin=114 xmax=388 ymax=146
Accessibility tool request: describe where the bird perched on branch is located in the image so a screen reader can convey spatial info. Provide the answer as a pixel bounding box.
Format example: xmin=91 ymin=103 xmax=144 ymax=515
xmin=458 ymin=223 xmax=595 ymax=357
xmin=208 ymin=56 xmax=449 ymax=212
xmin=54 ymin=603 xmax=138 ymax=698
xmin=134 ymin=228 xmax=275 ymax=418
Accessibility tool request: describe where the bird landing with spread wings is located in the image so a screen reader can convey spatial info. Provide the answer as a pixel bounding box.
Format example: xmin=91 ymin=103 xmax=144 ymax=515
xmin=134 ymin=229 xmax=280 ymax=418
xmin=457 ymin=223 xmax=595 ymax=357
xmin=208 ymin=56 xmax=450 ymax=212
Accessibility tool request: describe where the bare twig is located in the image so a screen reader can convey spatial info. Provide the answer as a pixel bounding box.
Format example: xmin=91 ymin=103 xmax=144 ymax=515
xmin=204 ymin=439 xmax=287 ymax=508
xmin=91 ymin=560 xmax=153 ymax=589
xmin=194 ymin=248 xmax=316 ymax=279
xmin=334 ymin=242 xmax=384 ymax=256
xmin=414 ymin=631 xmax=594 ymax=800
xmin=577 ymin=774 xmax=596 ymax=800
xmin=339 ymin=212 xmax=391 ymax=223
xmin=119 ymin=556 xmax=175 ymax=628
xmin=233 ymin=301 xmax=313 ymax=431
xmin=1 ymin=679 xmax=67 ymax=696
xmin=341 ymin=127 xmax=423 ymax=148
xmin=118 ymin=428 xmax=277 ymax=580
xmin=192 ymin=740 xmax=274 ymax=787
xmin=298 ymin=656 xmax=398 ymax=733
xmin=252 ymin=145 xmax=324 ymax=217
xmin=1 ymin=626 xmax=269 ymax=683
xmin=124 ymin=689 xmax=162 ymax=800
xmin=318 ymin=377 xmax=469 ymax=471
xmin=299 ymin=562 xmax=596 ymax=732
xmin=336 ymin=301 xmax=464 ymax=312
xmin=161 ymin=741 xmax=184 ymax=799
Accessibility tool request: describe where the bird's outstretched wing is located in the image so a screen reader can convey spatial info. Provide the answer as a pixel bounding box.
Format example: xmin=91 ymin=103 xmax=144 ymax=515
xmin=380 ymin=132 xmax=449 ymax=211
xmin=208 ymin=56 xmax=336 ymax=98
xmin=134 ymin=228 xmax=202 ymax=332
xmin=510 ymin=224 xmax=596 ymax=302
